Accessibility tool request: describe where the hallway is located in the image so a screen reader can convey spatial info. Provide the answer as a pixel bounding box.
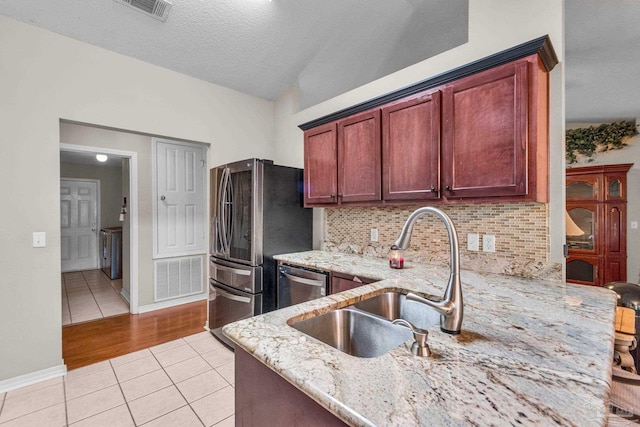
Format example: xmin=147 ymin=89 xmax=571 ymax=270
xmin=62 ymin=270 xmax=128 ymax=326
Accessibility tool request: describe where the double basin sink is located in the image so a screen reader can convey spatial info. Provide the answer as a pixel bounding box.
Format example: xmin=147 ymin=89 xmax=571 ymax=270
xmin=289 ymin=292 xmax=440 ymax=358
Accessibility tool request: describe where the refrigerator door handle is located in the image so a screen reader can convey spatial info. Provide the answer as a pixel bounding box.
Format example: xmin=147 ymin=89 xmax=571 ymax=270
xmin=218 ymin=167 xmax=231 ymax=255
xmin=215 ymin=264 xmax=251 ymax=276
xmin=211 ymin=283 xmax=251 ymax=304
xmin=282 ymin=272 xmax=326 ymax=288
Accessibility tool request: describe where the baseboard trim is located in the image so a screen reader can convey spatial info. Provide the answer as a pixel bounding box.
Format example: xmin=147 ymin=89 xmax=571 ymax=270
xmin=120 ymin=287 xmax=131 ymax=304
xmin=0 ymin=364 xmax=67 ymax=394
xmin=138 ymin=293 xmax=207 ymax=314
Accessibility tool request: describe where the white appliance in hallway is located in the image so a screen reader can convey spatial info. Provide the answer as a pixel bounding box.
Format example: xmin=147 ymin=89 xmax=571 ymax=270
xmin=100 ymin=226 xmax=122 ymax=279
xmin=60 ymin=178 xmax=100 ymax=272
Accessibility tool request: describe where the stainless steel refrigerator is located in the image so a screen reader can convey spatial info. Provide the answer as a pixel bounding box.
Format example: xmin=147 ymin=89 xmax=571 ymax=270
xmin=209 ymin=158 xmax=312 ymax=347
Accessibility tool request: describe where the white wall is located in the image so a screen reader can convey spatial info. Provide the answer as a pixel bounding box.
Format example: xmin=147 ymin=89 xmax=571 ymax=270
xmin=567 ymin=122 xmax=640 ymax=283
xmin=274 ymin=0 xmax=566 ymax=265
xmin=0 ymin=15 xmax=274 ymax=382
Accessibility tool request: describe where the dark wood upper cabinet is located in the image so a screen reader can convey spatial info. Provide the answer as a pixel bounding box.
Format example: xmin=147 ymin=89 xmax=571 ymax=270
xmin=441 ymin=56 xmax=547 ymax=200
xmin=303 ymin=123 xmax=338 ymax=206
xmin=442 ymin=61 xmax=527 ymax=198
xmin=382 ymin=90 xmax=441 ymax=201
xmin=303 ymin=111 xmax=381 ymax=207
xmin=337 ymin=110 xmax=382 ymax=203
xmin=303 ymin=53 xmax=550 ymax=207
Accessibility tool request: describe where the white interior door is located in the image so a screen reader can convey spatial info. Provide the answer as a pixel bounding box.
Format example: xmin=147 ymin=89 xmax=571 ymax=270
xmin=61 ymin=178 xmax=100 ymax=272
xmin=155 ymin=139 xmax=206 ymax=257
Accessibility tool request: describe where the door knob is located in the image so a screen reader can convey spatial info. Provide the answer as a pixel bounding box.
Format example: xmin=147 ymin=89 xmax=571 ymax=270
xmin=160 ymin=195 xmax=166 ymax=201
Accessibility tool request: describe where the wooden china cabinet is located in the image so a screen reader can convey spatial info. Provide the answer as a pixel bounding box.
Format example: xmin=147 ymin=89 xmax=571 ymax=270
xmin=565 ymin=163 xmax=632 ymax=286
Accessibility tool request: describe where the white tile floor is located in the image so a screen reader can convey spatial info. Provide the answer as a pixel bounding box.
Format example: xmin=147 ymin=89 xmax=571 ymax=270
xmin=62 ymin=270 xmax=129 ymax=326
xmin=0 ymin=332 xmax=235 ymax=426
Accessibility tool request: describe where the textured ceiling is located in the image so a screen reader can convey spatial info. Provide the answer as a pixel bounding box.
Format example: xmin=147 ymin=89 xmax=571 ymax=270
xmin=0 ymin=0 xmax=467 ymax=108
xmin=565 ymin=0 xmax=640 ymax=122
xmin=2 ymin=1 xmax=639 ymax=122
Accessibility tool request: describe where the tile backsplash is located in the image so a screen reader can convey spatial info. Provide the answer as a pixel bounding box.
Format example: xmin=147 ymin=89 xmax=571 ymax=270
xmin=322 ymin=203 xmax=562 ymax=280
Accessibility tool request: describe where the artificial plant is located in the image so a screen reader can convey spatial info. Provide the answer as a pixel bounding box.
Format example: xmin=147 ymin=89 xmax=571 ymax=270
xmin=565 ymin=121 xmax=638 ymax=164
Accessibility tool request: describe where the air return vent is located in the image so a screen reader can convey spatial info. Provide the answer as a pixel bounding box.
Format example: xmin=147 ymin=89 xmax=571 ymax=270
xmin=113 ymin=0 xmax=172 ymax=22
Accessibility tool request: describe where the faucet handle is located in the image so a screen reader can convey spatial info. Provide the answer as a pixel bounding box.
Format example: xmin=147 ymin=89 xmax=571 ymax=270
xmin=392 ymin=318 xmax=431 ymax=357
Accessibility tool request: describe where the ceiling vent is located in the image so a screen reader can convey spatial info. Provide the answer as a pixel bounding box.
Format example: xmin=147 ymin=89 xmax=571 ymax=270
xmin=113 ymin=0 xmax=172 ymax=22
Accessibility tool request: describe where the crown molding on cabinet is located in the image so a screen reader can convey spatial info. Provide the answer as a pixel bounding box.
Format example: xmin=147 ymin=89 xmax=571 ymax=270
xmin=299 ymin=35 xmax=557 ymax=131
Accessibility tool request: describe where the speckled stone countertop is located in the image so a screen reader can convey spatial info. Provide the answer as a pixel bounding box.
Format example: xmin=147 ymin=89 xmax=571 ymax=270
xmin=223 ymin=251 xmax=617 ymax=426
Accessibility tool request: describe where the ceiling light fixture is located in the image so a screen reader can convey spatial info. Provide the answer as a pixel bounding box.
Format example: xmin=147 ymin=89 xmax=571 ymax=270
xmin=96 ymin=154 xmax=108 ymax=162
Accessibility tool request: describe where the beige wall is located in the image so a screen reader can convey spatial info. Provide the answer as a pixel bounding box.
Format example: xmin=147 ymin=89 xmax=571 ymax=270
xmin=273 ymin=0 xmax=566 ymax=267
xmin=0 ymin=15 xmax=274 ymax=382
xmin=567 ymin=122 xmax=640 ymax=283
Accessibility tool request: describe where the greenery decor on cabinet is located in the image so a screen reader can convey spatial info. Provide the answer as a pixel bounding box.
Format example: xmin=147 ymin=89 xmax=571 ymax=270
xmin=566 ymin=121 xmax=638 ymax=164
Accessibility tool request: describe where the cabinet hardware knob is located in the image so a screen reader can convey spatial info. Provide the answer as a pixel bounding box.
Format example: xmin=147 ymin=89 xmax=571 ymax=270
xmin=160 ymin=195 xmax=166 ymax=201
xmin=330 ymin=194 xmax=335 ymax=199
xmin=445 ymin=186 xmax=451 ymax=191
xmin=337 ymin=194 xmax=343 ymax=197
xmin=430 ymin=187 xmax=437 ymax=193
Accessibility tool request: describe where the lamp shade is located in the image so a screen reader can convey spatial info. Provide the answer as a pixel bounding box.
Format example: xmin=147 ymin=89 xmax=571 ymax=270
xmin=566 ymin=211 xmax=585 ymax=237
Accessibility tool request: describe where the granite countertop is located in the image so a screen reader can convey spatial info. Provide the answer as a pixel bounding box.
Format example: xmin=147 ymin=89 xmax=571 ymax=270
xmin=223 ymin=251 xmax=617 ymax=426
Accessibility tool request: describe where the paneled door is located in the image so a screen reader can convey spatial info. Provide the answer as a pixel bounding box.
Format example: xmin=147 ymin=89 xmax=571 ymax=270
xmin=60 ymin=179 xmax=99 ymax=272
xmin=155 ymin=139 xmax=207 ymax=257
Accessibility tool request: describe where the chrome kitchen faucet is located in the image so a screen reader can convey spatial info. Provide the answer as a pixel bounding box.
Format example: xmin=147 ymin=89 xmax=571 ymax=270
xmin=392 ymin=206 xmax=463 ymax=335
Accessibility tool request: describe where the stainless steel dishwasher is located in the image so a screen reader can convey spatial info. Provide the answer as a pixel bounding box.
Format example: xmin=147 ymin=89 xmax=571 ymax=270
xmin=277 ymin=264 xmax=329 ymax=309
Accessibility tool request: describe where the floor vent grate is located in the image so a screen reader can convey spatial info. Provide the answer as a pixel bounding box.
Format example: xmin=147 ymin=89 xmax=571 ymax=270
xmin=154 ymin=256 xmax=203 ymax=302
xmin=113 ymin=0 xmax=172 ymax=22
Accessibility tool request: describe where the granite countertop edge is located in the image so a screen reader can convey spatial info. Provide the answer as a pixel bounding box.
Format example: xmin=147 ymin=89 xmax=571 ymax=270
xmin=223 ymin=251 xmax=617 ymax=427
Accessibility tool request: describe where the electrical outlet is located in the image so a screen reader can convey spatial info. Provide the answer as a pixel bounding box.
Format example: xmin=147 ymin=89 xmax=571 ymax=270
xmin=467 ymin=233 xmax=479 ymax=251
xmin=632 ymin=221 xmax=638 ymax=230
xmin=370 ymin=228 xmax=379 ymax=242
xmin=483 ymin=234 xmax=496 ymax=253
xmin=33 ymin=232 xmax=46 ymax=248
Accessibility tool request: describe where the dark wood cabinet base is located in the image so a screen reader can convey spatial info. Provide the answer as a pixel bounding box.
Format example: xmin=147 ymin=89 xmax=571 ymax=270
xmin=235 ymin=347 xmax=348 ymax=426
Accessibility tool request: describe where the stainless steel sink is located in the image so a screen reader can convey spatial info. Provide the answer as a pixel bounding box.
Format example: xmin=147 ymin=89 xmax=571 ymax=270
xmin=354 ymin=292 xmax=440 ymax=328
xmin=290 ymin=308 xmax=412 ymax=358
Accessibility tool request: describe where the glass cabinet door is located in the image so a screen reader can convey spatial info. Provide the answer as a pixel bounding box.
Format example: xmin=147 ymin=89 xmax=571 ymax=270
xmin=566 ymin=204 xmax=598 ymax=253
xmin=566 ymin=175 xmax=600 ymax=201
xmin=566 ymin=256 xmax=600 ymax=286
xmin=605 ymin=175 xmax=625 ymax=200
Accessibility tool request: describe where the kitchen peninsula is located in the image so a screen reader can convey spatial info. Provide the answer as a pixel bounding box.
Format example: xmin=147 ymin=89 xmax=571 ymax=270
xmin=223 ymin=251 xmax=616 ymax=426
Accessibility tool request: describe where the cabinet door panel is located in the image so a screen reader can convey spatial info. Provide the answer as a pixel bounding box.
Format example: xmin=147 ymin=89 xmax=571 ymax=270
xmin=304 ymin=123 xmax=338 ymax=206
xmin=605 ymin=203 xmax=625 ymax=255
xmin=442 ymin=61 xmax=528 ymax=198
xmin=337 ymin=110 xmax=381 ymax=203
xmin=567 ymin=255 xmax=601 ymax=286
xmin=382 ymin=91 xmax=440 ymax=201
xmin=604 ymin=256 xmax=626 ymax=284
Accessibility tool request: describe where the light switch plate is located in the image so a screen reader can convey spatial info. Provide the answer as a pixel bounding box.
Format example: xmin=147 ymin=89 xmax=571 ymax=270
xmin=467 ymin=233 xmax=479 ymax=251
xmin=483 ymin=234 xmax=496 ymax=253
xmin=370 ymin=228 xmax=379 ymax=242
xmin=632 ymin=221 xmax=638 ymax=230
xmin=33 ymin=231 xmax=46 ymax=248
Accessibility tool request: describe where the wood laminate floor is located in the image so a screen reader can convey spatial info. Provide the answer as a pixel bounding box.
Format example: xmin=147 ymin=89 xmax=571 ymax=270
xmin=62 ymin=300 xmax=208 ymax=370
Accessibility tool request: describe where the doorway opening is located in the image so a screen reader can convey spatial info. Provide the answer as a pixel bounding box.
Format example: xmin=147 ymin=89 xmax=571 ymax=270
xmin=60 ymin=143 xmax=139 ymax=322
